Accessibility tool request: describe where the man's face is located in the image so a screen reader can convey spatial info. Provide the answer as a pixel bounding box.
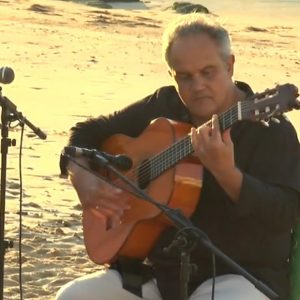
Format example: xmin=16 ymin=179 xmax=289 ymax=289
xmin=168 ymin=34 xmax=235 ymax=125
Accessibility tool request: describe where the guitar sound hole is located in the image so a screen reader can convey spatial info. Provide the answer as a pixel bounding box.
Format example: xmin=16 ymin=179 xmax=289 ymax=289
xmin=137 ymin=160 xmax=151 ymax=189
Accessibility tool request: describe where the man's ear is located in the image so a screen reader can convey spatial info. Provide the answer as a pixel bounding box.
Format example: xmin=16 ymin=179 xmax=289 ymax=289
xmin=227 ymin=54 xmax=235 ymax=76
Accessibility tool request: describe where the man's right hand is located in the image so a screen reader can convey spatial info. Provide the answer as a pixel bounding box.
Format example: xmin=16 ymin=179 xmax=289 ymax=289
xmin=67 ymin=158 xmax=131 ymax=229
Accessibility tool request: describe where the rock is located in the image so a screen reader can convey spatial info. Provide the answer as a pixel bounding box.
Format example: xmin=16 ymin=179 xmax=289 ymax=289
xmin=61 ymin=0 xmax=141 ymax=8
xmin=28 ymin=4 xmax=53 ymax=14
xmin=246 ymin=26 xmax=268 ymax=32
xmin=85 ymin=1 xmax=112 ymax=8
xmin=171 ymin=2 xmax=210 ymax=14
xmin=104 ymin=0 xmax=141 ymax=2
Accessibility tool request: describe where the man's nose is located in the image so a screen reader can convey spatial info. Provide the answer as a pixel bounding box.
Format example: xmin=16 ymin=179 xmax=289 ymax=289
xmin=191 ymin=74 xmax=205 ymax=91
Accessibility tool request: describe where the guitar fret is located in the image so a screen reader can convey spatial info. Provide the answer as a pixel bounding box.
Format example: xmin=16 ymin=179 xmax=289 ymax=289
xmin=149 ymin=136 xmax=192 ymax=181
xmin=219 ymin=104 xmax=238 ymax=131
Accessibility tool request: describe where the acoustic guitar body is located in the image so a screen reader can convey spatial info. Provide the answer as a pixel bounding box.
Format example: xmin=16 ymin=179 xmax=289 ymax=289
xmin=82 ymin=118 xmax=203 ymax=264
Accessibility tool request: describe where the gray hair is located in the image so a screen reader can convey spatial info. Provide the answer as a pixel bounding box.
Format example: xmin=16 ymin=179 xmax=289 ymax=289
xmin=162 ymin=13 xmax=233 ymax=67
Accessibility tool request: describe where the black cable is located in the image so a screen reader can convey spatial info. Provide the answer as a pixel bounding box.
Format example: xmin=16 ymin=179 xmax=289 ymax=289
xmin=211 ymin=254 xmax=216 ymax=300
xmin=18 ymin=123 xmax=24 ymax=300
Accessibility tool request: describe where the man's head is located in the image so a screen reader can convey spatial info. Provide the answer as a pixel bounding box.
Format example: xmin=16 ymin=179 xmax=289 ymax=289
xmin=162 ymin=13 xmax=239 ymax=125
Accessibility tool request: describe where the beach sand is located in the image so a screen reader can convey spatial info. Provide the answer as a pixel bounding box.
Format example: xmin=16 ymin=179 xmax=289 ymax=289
xmin=0 ymin=0 xmax=299 ymax=299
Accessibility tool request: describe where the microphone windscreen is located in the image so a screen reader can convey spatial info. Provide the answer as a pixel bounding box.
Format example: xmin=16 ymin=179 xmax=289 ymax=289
xmin=0 ymin=67 xmax=15 ymax=84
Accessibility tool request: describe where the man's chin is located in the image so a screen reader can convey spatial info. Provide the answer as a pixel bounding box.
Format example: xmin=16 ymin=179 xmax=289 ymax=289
xmin=190 ymin=110 xmax=215 ymax=125
xmin=193 ymin=105 xmax=215 ymax=119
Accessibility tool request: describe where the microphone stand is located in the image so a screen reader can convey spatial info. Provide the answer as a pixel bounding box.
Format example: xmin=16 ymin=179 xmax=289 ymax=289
xmin=87 ymin=151 xmax=279 ymax=300
xmin=0 ymin=86 xmax=47 ymax=300
xmin=163 ymin=232 xmax=198 ymax=300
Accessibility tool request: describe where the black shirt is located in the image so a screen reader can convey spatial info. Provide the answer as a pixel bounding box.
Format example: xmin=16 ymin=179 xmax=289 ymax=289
xmin=61 ymin=82 xmax=300 ymax=300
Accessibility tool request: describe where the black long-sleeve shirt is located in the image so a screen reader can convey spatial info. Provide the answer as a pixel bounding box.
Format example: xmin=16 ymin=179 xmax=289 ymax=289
xmin=61 ymin=82 xmax=300 ymax=300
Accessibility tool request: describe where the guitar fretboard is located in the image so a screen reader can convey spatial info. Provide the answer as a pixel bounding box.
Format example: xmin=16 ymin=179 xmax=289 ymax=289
xmin=139 ymin=103 xmax=240 ymax=184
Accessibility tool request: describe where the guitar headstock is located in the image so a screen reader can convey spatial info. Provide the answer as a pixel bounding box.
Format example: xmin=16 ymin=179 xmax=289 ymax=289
xmin=241 ymin=83 xmax=300 ymax=122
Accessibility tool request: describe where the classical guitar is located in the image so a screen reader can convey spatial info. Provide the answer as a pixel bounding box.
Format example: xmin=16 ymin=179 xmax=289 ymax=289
xmin=82 ymin=83 xmax=299 ymax=264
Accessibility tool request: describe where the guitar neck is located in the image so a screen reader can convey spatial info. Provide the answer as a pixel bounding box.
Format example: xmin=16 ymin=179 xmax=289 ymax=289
xmin=217 ymin=102 xmax=240 ymax=132
xmin=147 ymin=103 xmax=241 ymax=181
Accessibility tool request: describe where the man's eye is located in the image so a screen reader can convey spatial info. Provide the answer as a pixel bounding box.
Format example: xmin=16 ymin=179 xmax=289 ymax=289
xmin=176 ymin=74 xmax=191 ymax=81
xmin=202 ymin=68 xmax=214 ymax=78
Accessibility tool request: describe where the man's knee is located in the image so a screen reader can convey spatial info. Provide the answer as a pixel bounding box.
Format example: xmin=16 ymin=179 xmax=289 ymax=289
xmin=55 ymin=270 xmax=123 ymax=300
xmin=190 ymin=274 xmax=269 ymax=300
xmin=55 ymin=280 xmax=81 ymax=300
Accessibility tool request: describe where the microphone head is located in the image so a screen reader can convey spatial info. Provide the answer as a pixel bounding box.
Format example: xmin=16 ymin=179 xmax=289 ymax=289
xmin=115 ymin=155 xmax=133 ymax=171
xmin=0 ymin=66 xmax=15 ymax=84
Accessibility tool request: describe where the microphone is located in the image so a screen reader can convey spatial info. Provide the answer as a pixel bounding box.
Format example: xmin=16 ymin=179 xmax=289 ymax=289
xmin=0 ymin=67 xmax=15 ymax=84
xmin=64 ymin=146 xmax=133 ymax=171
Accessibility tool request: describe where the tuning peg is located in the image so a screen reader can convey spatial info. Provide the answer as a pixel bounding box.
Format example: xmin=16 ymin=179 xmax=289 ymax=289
xmin=271 ymin=117 xmax=280 ymax=124
xmin=260 ymin=120 xmax=269 ymax=127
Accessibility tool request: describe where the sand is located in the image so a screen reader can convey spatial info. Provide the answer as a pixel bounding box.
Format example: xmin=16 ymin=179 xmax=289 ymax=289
xmin=0 ymin=0 xmax=299 ymax=299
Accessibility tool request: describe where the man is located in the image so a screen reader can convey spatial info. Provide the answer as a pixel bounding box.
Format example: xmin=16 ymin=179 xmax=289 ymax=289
xmin=56 ymin=13 xmax=300 ymax=300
